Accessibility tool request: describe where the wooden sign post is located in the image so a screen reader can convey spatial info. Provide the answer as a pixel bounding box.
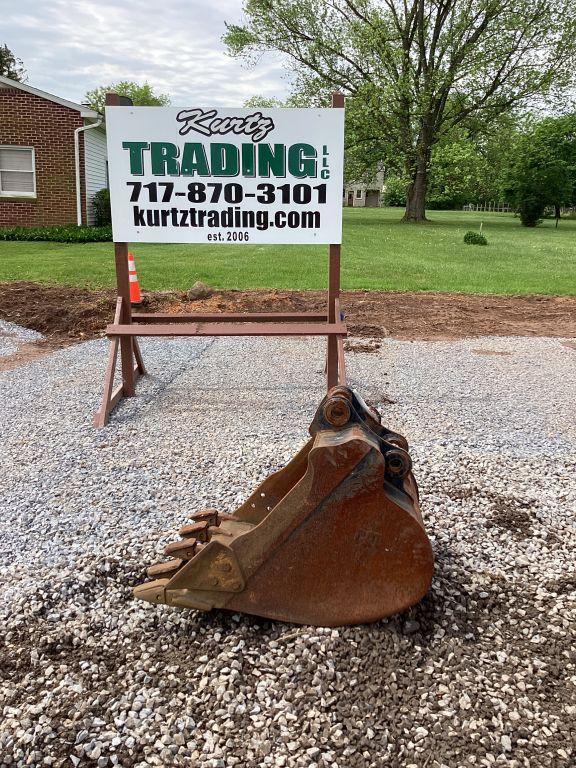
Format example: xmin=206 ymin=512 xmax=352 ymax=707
xmin=94 ymin=93 xmax=346 ymax=427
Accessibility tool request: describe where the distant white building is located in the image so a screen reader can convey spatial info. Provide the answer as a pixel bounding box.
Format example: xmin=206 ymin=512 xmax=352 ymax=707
xmin=343 ymin=170 xmax=384 ymax=207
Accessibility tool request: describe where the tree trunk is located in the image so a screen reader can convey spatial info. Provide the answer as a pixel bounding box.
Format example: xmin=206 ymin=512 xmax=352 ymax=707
xmin=555 ymin=203 xmax=561 ymax=228
xmin=402 ymin=146 xmax=430 ymax=223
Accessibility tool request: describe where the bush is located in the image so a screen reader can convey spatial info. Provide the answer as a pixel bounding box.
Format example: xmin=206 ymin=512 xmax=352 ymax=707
xmin=92 ymin=188 xmax=112 ymax=227
xmin=464 ymin=231 xmax=488 ymax=246
xmin=519 ymin=196 xmax=545 ymax=227
xmin=382 ymin=175 xmax=407 ymax=207
xmin=426 ymin=195 xmax=461 ymax=210
xmin=0 ymin=225 xmax=112 ymax=242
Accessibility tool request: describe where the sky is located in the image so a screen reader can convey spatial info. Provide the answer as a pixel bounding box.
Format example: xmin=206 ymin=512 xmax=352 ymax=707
xmin=2 ymin=0 xmax=292 ymax=107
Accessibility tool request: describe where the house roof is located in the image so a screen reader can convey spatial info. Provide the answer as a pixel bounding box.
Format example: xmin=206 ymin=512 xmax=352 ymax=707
xmin=0 ymin=75 xmax=100 ymax=119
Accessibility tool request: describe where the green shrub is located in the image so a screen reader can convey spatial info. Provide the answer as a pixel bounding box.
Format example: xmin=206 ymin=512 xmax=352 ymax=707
xmin=382 ymin=175 xmax=407 ymax=207
xmin=464 ymin=230 xmax=488 ymax=246
xmin=92 ymin=188 xmax=112 ymax=226
xmin=0 ymin=225 xmax=112 ymax=242
xmin=519 ymin=196 xmax=545 ymax=227
xmin=426 ymin=195 xmax=461 ymax=210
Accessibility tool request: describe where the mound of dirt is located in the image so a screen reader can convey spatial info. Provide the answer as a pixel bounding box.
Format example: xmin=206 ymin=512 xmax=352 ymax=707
xmin=0 ymin=282 xmax=116 ymax=340
xmin=1 ymin=282 xmax=575 ymax=344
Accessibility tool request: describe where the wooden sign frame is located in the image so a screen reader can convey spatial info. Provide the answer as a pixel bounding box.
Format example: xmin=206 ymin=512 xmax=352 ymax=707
xmin=94 ymin=93 xmax=347 ymax=427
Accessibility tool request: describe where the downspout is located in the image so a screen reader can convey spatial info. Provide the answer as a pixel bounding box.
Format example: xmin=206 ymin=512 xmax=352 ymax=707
xmin=74 ymin=117 xmax=103 ymax=226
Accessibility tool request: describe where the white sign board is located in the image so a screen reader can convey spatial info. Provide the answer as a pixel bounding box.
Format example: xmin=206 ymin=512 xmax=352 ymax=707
xmin=105 ymin=106 xmax=344 ymax=244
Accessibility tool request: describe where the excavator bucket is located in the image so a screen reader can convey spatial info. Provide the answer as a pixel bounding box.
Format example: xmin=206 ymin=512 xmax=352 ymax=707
xmin=134 ymin=386 xmax=433 ymax=626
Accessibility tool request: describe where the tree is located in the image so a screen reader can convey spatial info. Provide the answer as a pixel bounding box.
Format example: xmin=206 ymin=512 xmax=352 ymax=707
xmin=504 ymin=114 xmax=576 ymax=226
xmin=425 ymin=116 xmax=519 ymax=208
xmin=244 ymin=94 xmax=307 ymax=108
xmin=244 ymin=95 xmax=286 ymax=108
xmin=84 ymin=81 xmax=170 ymax=113
xmin=0 ymin=44 xmax=26 ymax=81
xmin=224 ymin=0 xmax=576 ymax=222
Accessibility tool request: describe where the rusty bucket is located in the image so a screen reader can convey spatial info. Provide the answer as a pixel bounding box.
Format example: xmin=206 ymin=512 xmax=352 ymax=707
xmin=134 ymin=387 xmax=433 ymax=626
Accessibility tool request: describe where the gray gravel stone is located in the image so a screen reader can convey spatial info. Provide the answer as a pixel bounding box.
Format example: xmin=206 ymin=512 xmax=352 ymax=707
xmin=0 ymin=332 xmax=574 ymax=767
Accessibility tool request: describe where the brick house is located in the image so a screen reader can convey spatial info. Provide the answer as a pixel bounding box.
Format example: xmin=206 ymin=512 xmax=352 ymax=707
xmin=0 ymin=75 xmax=108 ymax=227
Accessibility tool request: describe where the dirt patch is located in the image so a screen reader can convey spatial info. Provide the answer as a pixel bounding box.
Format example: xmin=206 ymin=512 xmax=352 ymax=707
xmin=0 ymin=282 xmax=117 ymax=342
xmin=488 ymin=506 xmax=533 ymax=537
xmin=485 ymin=493 xmax=535 ymax=537
xmin=0 ymin=338 xmax=62 ymax=371
xmin=546 ymin=575 xmax=576 ymax=595
xmin=167 ymin=289 xmax=576 ymax=341
xmin=446 ymin=487 xmax=535 ymax=537
xmin=445 ymin=486 xmax=481 ymax=501
xmin=1 ymin=282 xmax=576 ymax=349
xmin=344 ymin=339 xmax=382 ymax=353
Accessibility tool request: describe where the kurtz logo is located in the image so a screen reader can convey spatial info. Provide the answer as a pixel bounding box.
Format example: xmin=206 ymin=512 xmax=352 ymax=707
xmin=176 ymin=108 xmax=275 ymax=143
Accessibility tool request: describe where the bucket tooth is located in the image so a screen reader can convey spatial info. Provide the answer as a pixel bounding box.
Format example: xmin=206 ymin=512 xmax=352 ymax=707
xmin=146 ymin=559 xmax=183 ymax=579
xmin=190 ymin=509 xmax=220 ymax=526
xmin=133 ymin=578 xmax=169 ymax=605
xmin=179 ymin=521 xmax=211 ymax=541
xmin=135 ymin=386 xmax=434 ymax=626
xmin=189 ymin=510 xmax=237 ymax=525
xmin=164 ymin=539 xmax=198 ymax=559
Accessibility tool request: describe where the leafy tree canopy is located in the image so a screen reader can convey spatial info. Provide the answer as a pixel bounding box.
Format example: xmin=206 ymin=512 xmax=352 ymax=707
xmin=426 ymin=115 xmax=520 ymax=208
xmin=84 ymin=81 xmax=170 ymax=113
xmin=243 ymin=94 xmax=306 ymax=108
xmin=225 ymin=0 xmax=576 ymax=222
xmin=504 ymin=114 xmax=576 ymax=225
xmin=0 ymin=44 xmax=27 ymax=81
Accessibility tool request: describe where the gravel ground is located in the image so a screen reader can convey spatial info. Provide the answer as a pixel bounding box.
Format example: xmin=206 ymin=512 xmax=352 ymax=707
xmin=1 ymin=333 xmax=575 ymax=768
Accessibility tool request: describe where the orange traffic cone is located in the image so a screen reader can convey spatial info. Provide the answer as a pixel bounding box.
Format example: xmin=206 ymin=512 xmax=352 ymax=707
xmin=128 ymin=252 xmax=142 ymax=304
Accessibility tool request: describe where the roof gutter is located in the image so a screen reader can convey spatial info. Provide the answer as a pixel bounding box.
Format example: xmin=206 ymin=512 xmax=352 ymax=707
xmin=74 ymin=118 xmax=103 ymax=226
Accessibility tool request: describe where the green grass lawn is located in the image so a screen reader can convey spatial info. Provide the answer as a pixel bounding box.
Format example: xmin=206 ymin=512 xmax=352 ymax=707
xmin=0 ymin=208 xmax=574 ymax=294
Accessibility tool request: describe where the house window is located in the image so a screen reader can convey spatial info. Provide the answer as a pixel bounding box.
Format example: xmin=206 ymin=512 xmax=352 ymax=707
xmin=355 ymin=189 xmax=363 ymax=198
xmin=0 ymin=147 xmax=36 ymax=197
